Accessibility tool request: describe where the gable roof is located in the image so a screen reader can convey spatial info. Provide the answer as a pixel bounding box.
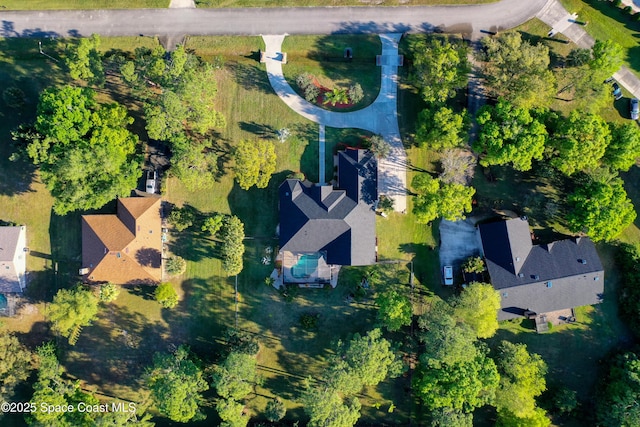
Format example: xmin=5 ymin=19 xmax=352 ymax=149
xmin=0 ymin=226 xmax=26 ymax=293
xmin=279 ymin=149 xmax=377 ymax=266
xmin=479 ymin=218 xmax=604 ymax=319
xmin=82 ymin=197 xmax=162 ymax=285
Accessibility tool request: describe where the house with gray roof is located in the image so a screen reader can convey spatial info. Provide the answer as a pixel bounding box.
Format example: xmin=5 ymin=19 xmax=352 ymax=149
xmin=479 ymin=217 xmax=604 ymax=321
xmin=0 ymin=226 xmax=27 ymax=316
xmin=278 ymin=149 xmax=377 ymax=286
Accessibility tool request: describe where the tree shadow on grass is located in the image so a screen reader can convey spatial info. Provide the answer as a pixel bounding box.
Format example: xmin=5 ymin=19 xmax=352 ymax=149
xmin=166 ymin=204 xmax=220 ymax=263
xmin=62 ymin=299 xmax=171 ymax=395
xmin=0 ymin=37 xmax=66 ymax=197
xmin=238 ymin=120 xmax=277 ymax=139
xmin=227 ymin=62 xmax=273 ymax=94
xmin=227 ymin=172 xmax=288 ymax=238
xmin=164 ymin=277 xmax=235 ymax=359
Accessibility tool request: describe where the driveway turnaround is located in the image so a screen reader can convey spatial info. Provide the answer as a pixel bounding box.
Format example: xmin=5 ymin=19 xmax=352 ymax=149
xmin=262 ymin=34 xmax=407 ymax=212
xmin=0 ymin=0 xmax=548 ymax=38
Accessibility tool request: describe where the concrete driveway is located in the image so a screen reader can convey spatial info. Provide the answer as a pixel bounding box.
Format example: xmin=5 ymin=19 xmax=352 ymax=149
xmin=439 ymin=218 xmax=483 ymax=273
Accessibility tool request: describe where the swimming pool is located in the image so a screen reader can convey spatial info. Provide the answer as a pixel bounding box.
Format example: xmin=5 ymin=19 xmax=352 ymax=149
xmin=291 ymin=253 xmax=321 ymax=278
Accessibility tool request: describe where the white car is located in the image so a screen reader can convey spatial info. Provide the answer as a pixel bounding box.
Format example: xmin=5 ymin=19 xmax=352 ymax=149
xmin=145 ymin=170 xmax=157 ymax=194
xmin=443 ymin=266 xmax=454 ymax=286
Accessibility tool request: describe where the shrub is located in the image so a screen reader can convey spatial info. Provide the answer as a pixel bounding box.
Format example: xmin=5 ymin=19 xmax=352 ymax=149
xmin=300 ymin=313 xmax=319 ymax=329
xmin=168 ymin=206 xmax=196 ymax=232
xmin=3 ymin=87 xmax=26 ymax=110
xmin=264 ymin=277 xmax=275 ymax=287
xmin=624 ymin=5 xmax=632 ymax=13
xmin=348 ymin=82 xmax=364 ymax=103
xmin=296 ymin=72 xmax=314 ymax=90
xmin=613 ymin=0 xmax=622 ymax=7
xmin=99 ymin=283 xmax=120 ymax=302
xmin=265 ymin=398 xmax=286 ymax=422
xmin=303 ymin=84 xmax=320 ymax=102
xmin=165 ymin=256 xmax=187 ymax=276
xmin=378 ymin=195 xmax=394 ymax=214
xmin=155 ymin=282 xmax=179 ymax=308
xmin=462 ymin=256 xmax=485 ymax=274
xmin=224 ymin=328 xmax=260 ymax=355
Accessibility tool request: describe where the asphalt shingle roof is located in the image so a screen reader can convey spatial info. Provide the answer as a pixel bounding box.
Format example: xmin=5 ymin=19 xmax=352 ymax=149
xmin=82 ymin=197 xmax=162 ymax=285
xmin=479 ymin=218 xmax=604 ymax=320
xmin=279 ymin=149 xmax=376 ymax=266
xmin=0 ymin=226 xmax=26 ymax=294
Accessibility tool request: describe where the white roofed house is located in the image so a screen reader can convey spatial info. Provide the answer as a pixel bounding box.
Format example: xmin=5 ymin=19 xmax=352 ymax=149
xmin=0 ymin=225 xmax=28 ymax=316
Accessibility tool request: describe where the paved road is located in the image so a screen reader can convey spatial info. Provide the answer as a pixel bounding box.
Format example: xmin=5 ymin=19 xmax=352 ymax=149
xmin=0 ymin=0 xmax=548 ymax=38
xmin=262 ymin=34 xmax=407 ymax=212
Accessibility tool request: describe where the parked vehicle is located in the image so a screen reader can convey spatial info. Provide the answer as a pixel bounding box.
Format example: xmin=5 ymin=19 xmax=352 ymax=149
xmin=146 ymin=169 xmax=157 ymax=194
xmin=612 ymin=82 xmax=623 ymax=101
xmin=443 ymin=265 xmax=454 ymax=286
xmin=631 ymin=98 xmax=639 ymax=121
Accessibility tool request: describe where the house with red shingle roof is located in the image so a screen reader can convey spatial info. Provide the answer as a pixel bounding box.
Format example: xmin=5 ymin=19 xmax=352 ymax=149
xmin=81 ymin=197 xmax=162 ymax=284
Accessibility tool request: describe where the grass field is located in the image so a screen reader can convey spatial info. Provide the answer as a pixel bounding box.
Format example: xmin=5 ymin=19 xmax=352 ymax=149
xmin=0 ymin=0 xmax=169 ymax=9
xmin=282 ymin=35 xmax=381 ymax=111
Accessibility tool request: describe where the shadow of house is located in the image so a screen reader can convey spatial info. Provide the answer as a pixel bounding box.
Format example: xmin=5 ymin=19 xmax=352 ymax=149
xmin=278 ymin=149 xmax=377 ymax=286
xmin=479 ymin=217 xmax=604 ymax=322
xmin=81 ymin=197 xmax=162 ymax=285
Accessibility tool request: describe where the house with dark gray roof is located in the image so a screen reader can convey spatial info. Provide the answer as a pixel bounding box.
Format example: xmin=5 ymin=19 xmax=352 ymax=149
xmin=278 ymin=149 xmax=377 ymax=286
xmin=479 ymin=217 xmax=604 ymax=321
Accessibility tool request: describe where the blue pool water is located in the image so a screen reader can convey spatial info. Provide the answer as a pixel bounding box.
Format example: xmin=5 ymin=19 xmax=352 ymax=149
xmin=291 ymin=254 xmax=321 ymax=278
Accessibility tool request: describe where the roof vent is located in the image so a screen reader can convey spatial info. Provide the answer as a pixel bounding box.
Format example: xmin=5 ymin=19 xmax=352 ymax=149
xmin=580 ymin=259 xmax=587 ymax=265
xmin=518 ymin=273 xmax=524 ymax=278
xmin=516 ymin=257 xmax=521 ymax=262
xmin=532 ymin=274 xmax=540 ymax=280
xmin=521 ymin=216 xmax=528 ymax=221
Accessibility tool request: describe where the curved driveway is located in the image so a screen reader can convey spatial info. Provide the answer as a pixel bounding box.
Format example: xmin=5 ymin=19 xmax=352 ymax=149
xmin=263 ymin=33 xmax=407 ymax=211
xmin=0 ymin=0 xmax=549 ymax=38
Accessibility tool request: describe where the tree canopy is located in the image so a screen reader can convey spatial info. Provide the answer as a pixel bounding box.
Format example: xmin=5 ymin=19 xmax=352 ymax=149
xmin=567 ymin=177 xmax=636 ymax=242
xmin=474 ymin=100 xmax=547 ymax=171
xmin=144 ymin=345 xmax=208 ymax=423
xmin=301 ymin=388 xmax=361 ymax=427
xmin=409 ymin=35 xmax=470 ymax=104
xmin=154 ymin=282 xmax=179 ymax=308
xmin=64 ymin=34 xmax=105 ymax=87
xmin=551 ymin=110 xmax=611 ymax=176
xmin=494 ymin=341 xmax=548 ymax=423
xmin=17 ymin=86 xmax=141 ymax=215
xmin=212 ymin=351 xmax=260 ymax=401
xmin=220 ymin=215 xmax=245 ymax=276
xmin=233 ymin=139 xmax=277 ymax=190
xmin=376 ymin=289 xmax=413 ymax=331
xmin=597 ymin=351 xmax=640 ymax=427
xmin=481 ymin=32 xmax=556 ymax=108
xmin=416 ymin=105 xmax=468 ymax=150
xmin=411 ymin=173 xmax=475 ymax=224
xmin=46 ymin=286 xmax=99 ymax=345
xmin=453 ymin=282 xmax=500 ymax=339
xmin=0 ymin=330 xmax=31 ymax=402
xmin=604 ymin=122 xmax=640 ymax=171
xmin=413 ymin=346 xmax=499 ymax=413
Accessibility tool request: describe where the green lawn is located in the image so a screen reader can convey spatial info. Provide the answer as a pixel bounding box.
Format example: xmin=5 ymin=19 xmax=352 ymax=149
xmin=282 ymin=35 xmax=381 ymax=111
xmin=0 ymin=0 xmax=169 ymax=9
xmin=559 ymin=0 xmax=640 ymax=76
